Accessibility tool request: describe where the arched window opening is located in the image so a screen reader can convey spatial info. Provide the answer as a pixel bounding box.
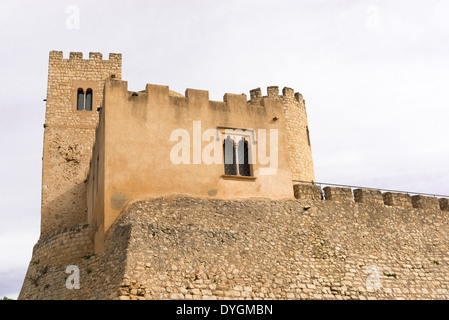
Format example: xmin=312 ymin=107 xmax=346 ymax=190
xmin=238 ymin=138 xmax=251 ymax=177
xmin=222 ymin=133 xmax=253 ymax=177
xmin=77 ymin=88 xmax=84 ymax=111
xmin=223 ymin=136 xmax=237 ymax=176
xmin=85 ymin=89 xmax=93 ymax=111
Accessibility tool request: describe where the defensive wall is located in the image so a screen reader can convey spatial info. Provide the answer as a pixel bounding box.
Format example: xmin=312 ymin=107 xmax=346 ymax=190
xmin=19 ymin=184 xmax=449 ymax=300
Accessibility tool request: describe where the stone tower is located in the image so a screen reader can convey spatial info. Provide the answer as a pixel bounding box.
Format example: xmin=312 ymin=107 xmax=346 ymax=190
xmin=281 ymin=87 xmax=315 ymax=183
xmin=249 ymin=86 xmax=315 ymax=183
xmin=40 ymin=51 xmax=122 ymax=238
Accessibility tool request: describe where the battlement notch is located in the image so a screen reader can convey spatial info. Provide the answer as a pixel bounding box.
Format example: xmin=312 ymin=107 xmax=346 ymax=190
xmin=48 ymin=50 xmax=122 ymax=63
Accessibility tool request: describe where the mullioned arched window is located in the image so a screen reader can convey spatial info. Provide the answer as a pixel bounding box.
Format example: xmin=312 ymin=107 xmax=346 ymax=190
xmin=85 ymin=89 xmax=93 ymax=111
xmin=77 ymin=88 xmax=84 ymax=111
xmin=76 ymin=88 xmax=93 ymax=111
xmin=223 ymin=135 xmax=252 ymax=177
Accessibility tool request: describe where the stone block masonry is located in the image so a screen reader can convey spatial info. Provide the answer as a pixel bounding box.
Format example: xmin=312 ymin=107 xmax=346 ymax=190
xmin=295 ymin=184 xmax=448 ymax=211
xmin=19 ymin=218 xmax=130 ymax=300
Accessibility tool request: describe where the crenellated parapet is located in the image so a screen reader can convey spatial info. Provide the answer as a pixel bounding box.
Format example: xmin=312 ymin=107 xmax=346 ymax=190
xmin=294 ymin=184 xmax=449 ymax=211
xmin=104 ymin=80 xmax=307 ymax=117
xmin=248 ymin=86 xmax=305 ymax=105
xmin=49 ymin=50 xmax=122 ymax=62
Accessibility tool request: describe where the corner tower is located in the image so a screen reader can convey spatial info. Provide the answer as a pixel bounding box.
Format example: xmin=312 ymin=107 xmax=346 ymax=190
xmin=41 ymin=51 xmax=122 ymax=238
xmin=281 ymin=87 xmax=315 ymax=182
xmin=249 ymin=86 xmax=315 ymax=183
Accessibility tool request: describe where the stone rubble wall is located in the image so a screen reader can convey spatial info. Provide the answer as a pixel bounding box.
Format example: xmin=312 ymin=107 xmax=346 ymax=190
xmin=119 ymin=196 xmax=449 ymax=300
xmin=19 ymin=192 xmax=449 ymax=300
xmin=18 ymin=217 xmax=131 ymax=300
xmin=31 ymin=224 xmax=95 ymax=266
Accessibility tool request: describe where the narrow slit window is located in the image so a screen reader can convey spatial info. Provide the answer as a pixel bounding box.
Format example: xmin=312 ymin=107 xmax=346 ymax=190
xmin=306 ymin=126 xmax=311 ymax=147
xmin=85 ymin=89 xmax=93 ymax=111
xmin=77 ymin=88 xmax=84 ymax=111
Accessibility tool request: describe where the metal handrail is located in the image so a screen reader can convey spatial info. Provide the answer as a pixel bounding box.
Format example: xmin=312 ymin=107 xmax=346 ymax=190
xmin=292 ymin=180 xmax=449 ymax=199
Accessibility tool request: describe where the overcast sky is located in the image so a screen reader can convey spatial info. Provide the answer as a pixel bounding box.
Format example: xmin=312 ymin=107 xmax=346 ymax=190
xmin=1 ymin=0 xmax=448 ymax=299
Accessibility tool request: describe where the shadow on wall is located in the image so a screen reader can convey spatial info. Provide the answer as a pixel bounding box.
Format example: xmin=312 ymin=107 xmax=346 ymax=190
xmin=42 ymin=182 xmax=87 ymax=239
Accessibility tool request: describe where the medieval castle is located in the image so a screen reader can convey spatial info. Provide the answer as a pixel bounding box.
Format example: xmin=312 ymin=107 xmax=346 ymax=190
xmin=19 ymin=51 xmax=449 ymax=300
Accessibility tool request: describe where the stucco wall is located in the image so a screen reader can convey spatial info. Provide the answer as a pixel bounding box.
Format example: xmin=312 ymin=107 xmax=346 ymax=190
xmin=89 ymin=80 xmax=300 ymax=251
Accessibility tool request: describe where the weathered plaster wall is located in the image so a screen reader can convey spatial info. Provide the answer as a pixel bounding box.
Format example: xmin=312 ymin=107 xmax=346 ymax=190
xmin=88 ymin=80 xmax=299 ymax=251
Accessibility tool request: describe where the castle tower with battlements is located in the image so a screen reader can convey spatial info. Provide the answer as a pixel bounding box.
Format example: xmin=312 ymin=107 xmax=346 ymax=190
xmin=41 ymin=51 xmax=121 ymax=238
xmin=40 ymin=50 xmax=315 ymax=249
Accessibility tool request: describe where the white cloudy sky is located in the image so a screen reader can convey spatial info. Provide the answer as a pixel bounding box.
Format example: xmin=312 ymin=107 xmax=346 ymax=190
xmin=0 ymin=0 xmax=448 ymax=299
